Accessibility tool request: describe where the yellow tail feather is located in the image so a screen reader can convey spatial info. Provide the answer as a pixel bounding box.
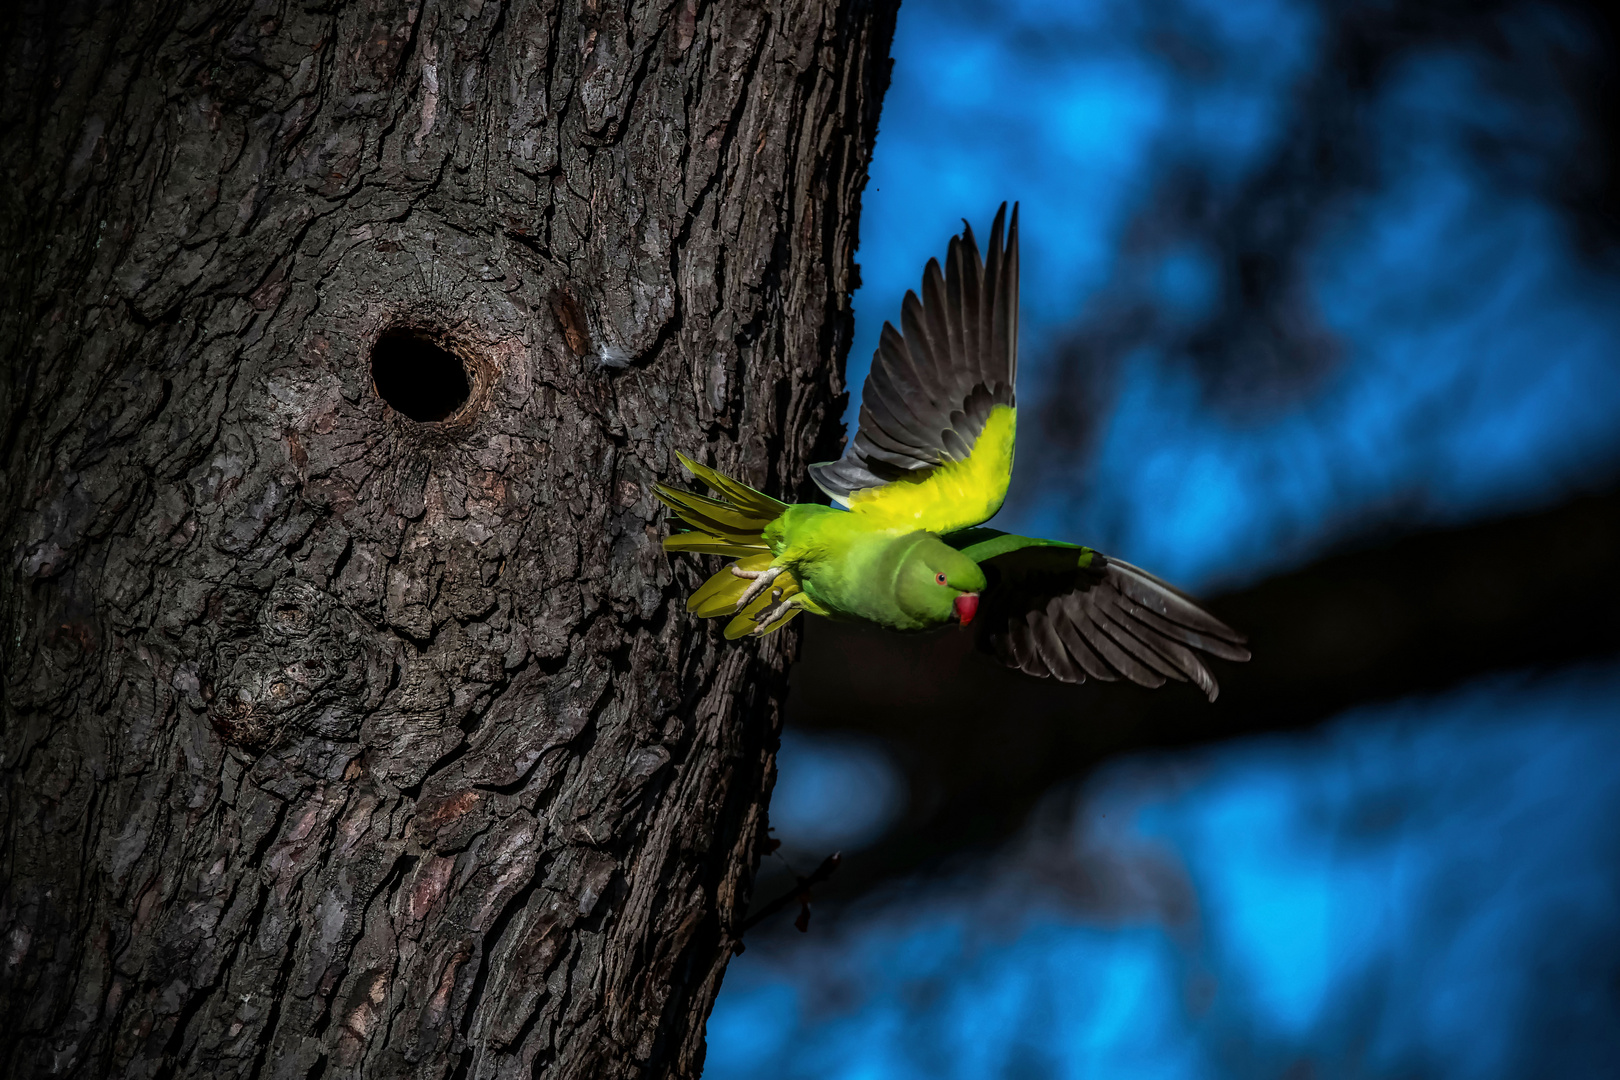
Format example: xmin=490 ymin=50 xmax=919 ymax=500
xmin=659 ymin=452 xmax=800 ymax=637
xmin=674 ymin=452 xmax=787 ymax=520
xmin=661 ymin=534 xmax=768 ymax=556
xmin=654 ymin=453 xmax=786 ymax=558
xmin=688 ymin=553 xmax=774 ymax=616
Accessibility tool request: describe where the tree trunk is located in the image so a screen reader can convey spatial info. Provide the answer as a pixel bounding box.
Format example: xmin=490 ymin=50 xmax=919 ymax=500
xmin=0 ymin=0 xmax=895 ymax=1075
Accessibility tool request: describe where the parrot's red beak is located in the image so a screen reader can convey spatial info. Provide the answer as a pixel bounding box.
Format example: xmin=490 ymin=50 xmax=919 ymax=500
xmin=953 ymin=592 xmax=979 ymax=626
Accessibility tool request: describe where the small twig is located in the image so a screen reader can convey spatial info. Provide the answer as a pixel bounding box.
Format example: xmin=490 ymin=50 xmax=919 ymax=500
xmin=734 ymin=852 xmax=842 ymax=950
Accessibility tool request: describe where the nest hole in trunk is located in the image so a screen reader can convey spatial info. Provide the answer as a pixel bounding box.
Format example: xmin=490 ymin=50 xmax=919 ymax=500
xmin=371 ymin=328 xmax=472 ymax=422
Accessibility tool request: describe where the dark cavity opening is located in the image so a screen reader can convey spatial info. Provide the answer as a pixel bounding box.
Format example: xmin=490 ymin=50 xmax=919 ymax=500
xmin=371 ymin=329 xmax=471 ymax=422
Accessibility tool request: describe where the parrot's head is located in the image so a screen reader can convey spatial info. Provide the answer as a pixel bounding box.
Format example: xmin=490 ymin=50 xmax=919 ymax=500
xmin=892 ymin=535 xmax=987 ymax=629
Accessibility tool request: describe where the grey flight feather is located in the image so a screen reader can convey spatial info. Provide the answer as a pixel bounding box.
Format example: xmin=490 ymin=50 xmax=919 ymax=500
xmin=953 ymin=533 xmax=1250 ymax=703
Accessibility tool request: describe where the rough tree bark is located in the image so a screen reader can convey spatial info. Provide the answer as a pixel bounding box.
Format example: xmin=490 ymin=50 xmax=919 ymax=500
xmin=0 ymin=0 xmax=896 ymax=1075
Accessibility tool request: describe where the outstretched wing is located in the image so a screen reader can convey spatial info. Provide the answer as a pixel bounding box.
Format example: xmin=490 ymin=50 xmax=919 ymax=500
xmin=810 ymin=203 xmax=1020 ymax=534
xmin=948 ymin=530 xmax=1251 ymax=702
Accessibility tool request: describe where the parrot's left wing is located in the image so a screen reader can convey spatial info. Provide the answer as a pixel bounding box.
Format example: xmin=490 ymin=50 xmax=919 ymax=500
xmin=947 ymin=529 xmax=1250 ymax=702
xmin=809 ymin=204 xmax=1020 ymax=535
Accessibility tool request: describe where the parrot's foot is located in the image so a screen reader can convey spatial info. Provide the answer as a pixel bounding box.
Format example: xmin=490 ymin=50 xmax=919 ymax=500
xmin=747 ymin=590 xmax=799 ymax=636
xmin=729 ymin=564 xmax=784 ymax=611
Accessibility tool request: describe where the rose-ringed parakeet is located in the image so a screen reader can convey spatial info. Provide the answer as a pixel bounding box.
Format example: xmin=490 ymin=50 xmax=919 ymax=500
xmin=655 ymin=204 xmax=1250 ymax=700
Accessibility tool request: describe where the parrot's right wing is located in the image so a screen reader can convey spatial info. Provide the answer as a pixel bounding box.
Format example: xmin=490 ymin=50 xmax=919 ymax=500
xmin=809 ymin=204 xmax=1019 ymax=536
xmin=947 ymin=529 xmax=1250 ymax=702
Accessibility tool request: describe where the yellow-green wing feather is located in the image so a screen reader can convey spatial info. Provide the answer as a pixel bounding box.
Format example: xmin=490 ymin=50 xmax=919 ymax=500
xmin=810 ymin=203 xmax=1020 ymax=534
xmin=844 ymin=405 xmax=1016 ymax=532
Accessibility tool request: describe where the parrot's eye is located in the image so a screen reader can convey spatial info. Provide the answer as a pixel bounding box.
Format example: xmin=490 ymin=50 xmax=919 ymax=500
xmin=935 ymin=572 xmax=948 ymax=585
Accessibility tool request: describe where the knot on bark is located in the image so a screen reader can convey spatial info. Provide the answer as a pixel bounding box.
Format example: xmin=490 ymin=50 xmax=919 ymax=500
xmin=207 ymin=580 xmax=378 ymax=750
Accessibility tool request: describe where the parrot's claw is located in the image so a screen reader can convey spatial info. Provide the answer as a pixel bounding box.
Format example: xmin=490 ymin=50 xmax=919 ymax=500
xmin=749 ymin=594 xmax=799 ymax=635
xmin=730 ymin=564 xmax=784 ymax=611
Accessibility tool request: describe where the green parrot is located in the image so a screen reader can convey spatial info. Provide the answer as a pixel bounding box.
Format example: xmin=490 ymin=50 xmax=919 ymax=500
xmin=655 ymin=204 xmax=1250 ymax=700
